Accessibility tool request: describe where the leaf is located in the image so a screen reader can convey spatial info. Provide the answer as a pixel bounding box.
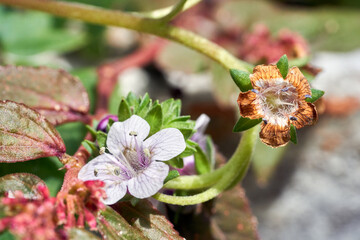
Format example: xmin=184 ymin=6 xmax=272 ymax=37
xmin=118 ymin=98 xmax=132 ymax=121
xmin=164 ymin=170 xmax=180 ymax=184
xmin=0 ymin=101 xmax=66 ymax=162
xmin=126 ymin=92 xmax=140 ymax=112
xmin=229 ymin=69 xmax=253 ymax=92
xmin=178 ymin=139 xmax=197 ymax=158
xmin=305 ymin=88 xmax=325 ymax=103
xmin=82 ymin=140 xmax=99 ymax=158
xmin=145 ymin=104 xmax=163 ymax=136
xmin=98 ymin=207 xmax=147 ymax=240
xmin=233 ymin=117 xmax=262 ymax=132
xmin=194 ymin=146 xmax=210 ymax=175
xmin=290 ymin=124 xmax=297 ymax=144
xmin=96 ymin=131 xmax=107 ymax=149
xmin=113 ymin=200 xmax=183 ymax=240
xmin=206 ymin=136 xmax=216 ymax=171
xmin=167 ymin=157 xmax=184 ymax=169
xmin=161 ymin=99 xmax=182 ymax=124
xmin=0 ymin=230 xmax=15 ymax=240
xmin=136 ymin=93 xmax=152 ymax=118
xmin=212 ymin=184 xmax=259 ymax=240
xmin=276 ymin=55 xmax=289 ymax=79
xmin=0 ymin=11 xmax=86 ymax=56
xmin=0 ymin=66 xmax=90 ymax=126
xmin=68 ymin=228 xmax=101 ymax=240
xmin=0 ymin=173 xmax=47 ymax=198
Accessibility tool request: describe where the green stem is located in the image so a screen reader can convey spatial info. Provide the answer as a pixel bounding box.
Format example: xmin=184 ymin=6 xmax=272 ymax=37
xmin=139 ymin=0 xmax=201 ymax=19
xmin=0 ymin=0 xmax=252 ymax=71
xmin=153 ymin=125 xmax=259 ymax=205
xmin=159 ymin=0 xmax=188 ymax=22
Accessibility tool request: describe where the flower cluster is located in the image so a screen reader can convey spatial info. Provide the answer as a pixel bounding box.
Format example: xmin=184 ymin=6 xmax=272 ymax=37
xmin=238 ymin=64 xmax=318 ymax=147
xmin=0 ymin=180 xmax=106 ymax=239
xmin=78 ymin=115 xmax=186 ymax=205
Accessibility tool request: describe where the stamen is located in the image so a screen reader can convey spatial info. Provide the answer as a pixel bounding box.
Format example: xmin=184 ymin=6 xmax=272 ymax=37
xmin=290 ymin=116 xmax=297 ymax=121
xmin=143 ymin=148 xmax=151 ymax=158
xmin=263 ymin=119 xmax=268 ymax=124
xmin=281 ymin=87 xmax=289 ymax=92
xmin=129 ymin=131 xmax=138 ymax=136
xmin=94 ymin=169 xmax=98 ymax=177
xmin=305 ymin=94 xmax=311 ymax=98
xmin=99 ymin=147 xmax=106 ymax=155
xmin=251 ymin=89 xmax=259 ymax=94
xmin=113 ymin=168 xmax=120 ymax=176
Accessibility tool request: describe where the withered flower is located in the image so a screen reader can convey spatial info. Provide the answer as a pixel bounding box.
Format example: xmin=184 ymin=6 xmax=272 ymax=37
xmin=238 ymin=65 xmax=318 ymax=147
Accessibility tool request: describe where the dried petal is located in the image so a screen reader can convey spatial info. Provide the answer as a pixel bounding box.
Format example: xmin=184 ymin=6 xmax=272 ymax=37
xmin=285 ymin=67 xmax=311 ymax=98
xmin=250 ymin=65 xmax=282 ymax=90
xmin=237 ymin=91 xmax=264 ymax=119
xmin=259 ymin=122 xmax=291 ymax=147
xmin=291 ymin=102 xmax=318 ymax=129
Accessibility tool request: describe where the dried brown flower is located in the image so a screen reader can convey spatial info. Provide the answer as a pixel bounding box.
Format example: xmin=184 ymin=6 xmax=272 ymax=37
xmin=238 ymin=65 xmax=318 ymax=147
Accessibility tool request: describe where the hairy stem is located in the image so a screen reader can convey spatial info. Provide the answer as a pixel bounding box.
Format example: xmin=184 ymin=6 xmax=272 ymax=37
xmin=153 ymin=126 xmax=259 ymax=205
xmin=0 ymin=0 xmax=252 ymax=71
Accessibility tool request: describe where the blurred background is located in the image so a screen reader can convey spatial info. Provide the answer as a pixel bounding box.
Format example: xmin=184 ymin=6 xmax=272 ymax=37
xmin=1 ymin=0 xmax=360 ymax=239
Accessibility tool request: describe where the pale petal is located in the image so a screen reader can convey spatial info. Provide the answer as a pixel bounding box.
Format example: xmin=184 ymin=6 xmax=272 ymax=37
xmin=107 ymin=115 xmax=150 ymax=156
xmin=78 ymin=153 xmax=120 ymax=181
xmin=127 ymin=161 xmax=169 ymax=199
xmin=102 ymin=180 xmax=127 ymax=205
xmin=143 ymin=128 xmax=186 ymax=161
xmin=195 ymin=114 xmax=210 ymax=134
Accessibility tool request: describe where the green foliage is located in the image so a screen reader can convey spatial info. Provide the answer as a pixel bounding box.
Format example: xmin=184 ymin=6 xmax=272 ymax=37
xmin=229 ymin=69 xmax=253 ymax=92
xmin=306 ymin=89 xmax=325 ymax=103
xmin=233 ymin=117 xmax=262 ymax=132
xmin=194 ymin=146 xmax=211 ymax=175
xmin=290 ymin=124 xmax=298 ymax=144
xmin=164 ymin=170 xmax=180 ymax=184
xmin=0 ymin=8 xmax=86 ymax=56
xmin=276 ymin=55 xmax=289 ymax=79
xmin=118 ymin=98 xmax=132 ymax=121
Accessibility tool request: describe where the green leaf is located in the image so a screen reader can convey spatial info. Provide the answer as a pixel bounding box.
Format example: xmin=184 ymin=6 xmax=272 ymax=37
xmin=165 ymin=121 xmax=196 ymax=139
xmin=0 ymin=66 xmax=90 ymax=126
xmin=233 ymin=117 xmax=262 ymax=132
xmin=178 ymin=139 xmax=198 ymax=158
xmin=96 ymin=131 xmax=107 ymax=149
xmin=206 ymin=136 xmax=216 ymax=171
xmin=0 ymin=101 xmax=66 ymax=162
xmin=0 ymin=173 xmax=46 ymax=198
xmin=85 ymin=125 xmax=97 ymax=138
xmin=290 ymin=124 xmax=297 ymax=144
xmin=126 ymin=92 xmax=140 ymax=113
xmin=167 ymin=157 xmax=184 ymax=169
xmin=0 ymin=230 xmax=15 ymax=240
xmin=276 ymin=54 xmax=289 ymax=79
xmin=118 ymin=98 xmax=132 ymax=121
xmin=306 ymin=88 xmax=325 ymax=103
xmin=136 ymin=93 xmax=152 ymax=118
xmin=164 ymin=170 xmax=180 ymax=183
xmin=113 ymin=200 xmax=183 ymax=240
xmin=82 ymin=140 xmax=99 ymax=157
xmin=194 ymin=146 xmax=210 ymax=175
xmin=0 ymin=11 xmax=86 ymax=56
xmin=229 ymin=69 xmax=253 ymax=92
xmin=161 ymin=99 xmax=182 ymax=124
xmin=98 ymin=207 xmax=147 ymax=240
xmin=145 ymin=104 xmax=163 ymax=136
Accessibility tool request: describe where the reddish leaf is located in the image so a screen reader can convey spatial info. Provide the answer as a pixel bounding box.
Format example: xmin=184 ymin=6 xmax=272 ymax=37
xmin=0 ymin=173 xmax=46 ymax=199
xmin=114 ymin=200 xmax=183 ymax=240
xmin=0 ymin=100 xmax=66 ymax=162
xmin=212 ymin=185 xmax=259 ymax=240
xmin=98 ymin=207 xmax=147 ymax=240
xmin=0 ymin=66 xmax=89 ymax=125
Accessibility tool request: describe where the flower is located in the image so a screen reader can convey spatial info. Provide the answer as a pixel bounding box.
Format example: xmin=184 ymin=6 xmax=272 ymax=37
xmin=78 ymin=115 xmax=186 ymax=205
xmin=238 ymin=65 xmax=318 ymax=147
xmin=178 ymin=114 xmax=210 ymax=175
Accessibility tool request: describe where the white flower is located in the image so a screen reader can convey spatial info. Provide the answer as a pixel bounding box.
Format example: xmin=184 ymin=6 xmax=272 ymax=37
xmin=78 ymin=115 xmax=186 ymax=205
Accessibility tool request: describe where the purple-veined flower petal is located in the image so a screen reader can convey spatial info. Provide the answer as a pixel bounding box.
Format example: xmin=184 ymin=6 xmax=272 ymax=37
xmin=102 ymin=180 xmax=127 ymax=205
xmin=127 ymin=161 xmax=169 ymax=199
xmin=177 ymin=156 xmax=196 ymax=175
xmin=107 ymin=115 xmax=150 ymax=156
xmin=143 ymin=128 xmax=186 ymax=161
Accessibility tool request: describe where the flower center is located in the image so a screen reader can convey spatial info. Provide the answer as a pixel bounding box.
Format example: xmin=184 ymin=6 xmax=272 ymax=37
xmin=257 ymin=80 xmax=299 ymax=123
